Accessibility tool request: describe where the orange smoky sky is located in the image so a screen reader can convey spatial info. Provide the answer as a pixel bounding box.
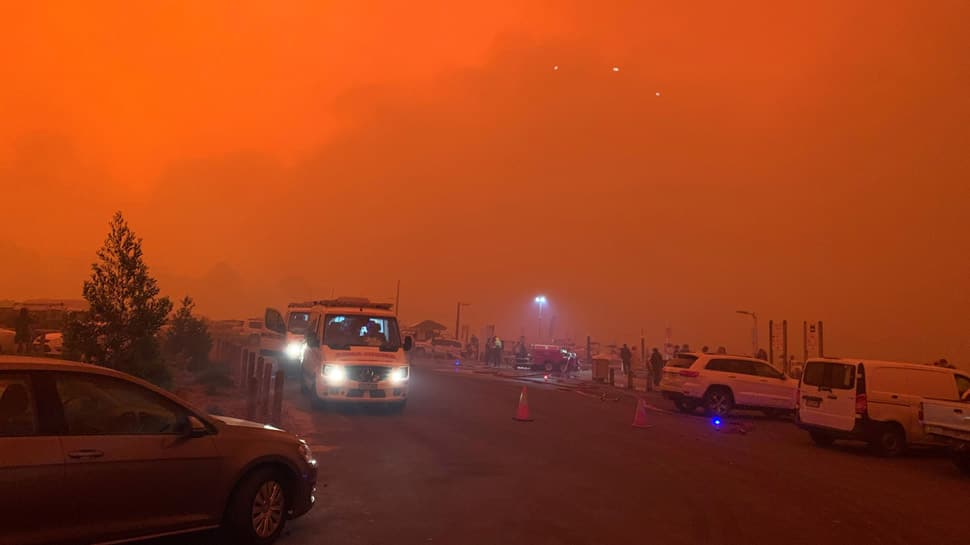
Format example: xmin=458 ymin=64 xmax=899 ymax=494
xmin=1 ymin=1 xmax=968 ymax=365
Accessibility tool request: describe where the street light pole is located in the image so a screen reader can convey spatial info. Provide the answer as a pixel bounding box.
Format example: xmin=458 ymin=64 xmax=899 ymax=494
xmin=534 ymin=296 xmax=547 ymax=341
xmin=736 ymin=310 xmax=758 ymax=357
xmin=456 ymin=302 xmax=470 ymax=340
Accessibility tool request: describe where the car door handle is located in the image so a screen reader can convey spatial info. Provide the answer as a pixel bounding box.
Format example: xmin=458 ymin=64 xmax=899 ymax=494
xmin=955 ymin=408 xmax=964 ymax=414
xmin=827 ymin=395 xmax=838 ymax=399
xmin=891 ymin=395 xmax=899 ymax=399
xmin=68 ymin=449 xmax=104 ymax=460
xmin=728 ymin=375 xmax=737 ymax=379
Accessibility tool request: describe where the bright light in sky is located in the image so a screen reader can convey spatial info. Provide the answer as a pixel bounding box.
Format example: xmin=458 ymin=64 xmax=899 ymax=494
xmin=656 ymin=91 xmax=661 ymax=96
xmin=612 ymin=66 xmax=620 ymax=72
xmin=553 ymin=65 xmax=559 ymax=71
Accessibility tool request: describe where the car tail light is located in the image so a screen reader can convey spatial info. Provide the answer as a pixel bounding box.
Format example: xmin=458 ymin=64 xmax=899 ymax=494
xmin=855 ymin=393 xmax=867 ymax=415
xmin=679 ymin=370 xmax=700 ymax=378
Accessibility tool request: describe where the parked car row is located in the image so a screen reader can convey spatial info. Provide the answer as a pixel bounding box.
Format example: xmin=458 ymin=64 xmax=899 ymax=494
xmin=0 ymin=356 xmax=318 ymax=545
xmin=659 ymin=353 xmax=970 ymax=471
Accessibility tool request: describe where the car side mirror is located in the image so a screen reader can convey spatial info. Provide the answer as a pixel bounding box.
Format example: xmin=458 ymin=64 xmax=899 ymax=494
xmin=962 ymin=390 xmax=970 ymax=402
xmin=403 ymin=336 xmax=413 ymax=352
xmin=186 ymin=415 xmax=208 ymax=438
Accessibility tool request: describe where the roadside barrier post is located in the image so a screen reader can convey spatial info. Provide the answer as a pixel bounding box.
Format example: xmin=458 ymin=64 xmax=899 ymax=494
xmin=240 ymin=349 xmax=249 ymax=391
xmin=272 ymin=370 xmax=285 ymax=426
xmin=255 ymin=357 xmax=265 ymax=402
xmin=260 ymin=364 xmax=272 ymax=420
xmin=609 ymin=368 xmax=615 ymax=386
xmin=246 ymin=373 xmax=258 ymax=421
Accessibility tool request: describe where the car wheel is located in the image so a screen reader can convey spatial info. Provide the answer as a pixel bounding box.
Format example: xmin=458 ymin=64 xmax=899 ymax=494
xmin=809 ymin=430 xmax=835 ymax=447
xmin=870 ymin=424 xmax=906 ymax=457
xmin=224 ymin=467 xmax=289 ymax=545
xmin=674 ymin=399 xmax=697 ymax=414
xmin=704 ymin=388 xmax=734 ymax=417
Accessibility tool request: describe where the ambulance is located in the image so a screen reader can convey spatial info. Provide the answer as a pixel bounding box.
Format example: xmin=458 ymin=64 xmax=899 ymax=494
xmin=272 ymin=297 xmax=412 ymax=411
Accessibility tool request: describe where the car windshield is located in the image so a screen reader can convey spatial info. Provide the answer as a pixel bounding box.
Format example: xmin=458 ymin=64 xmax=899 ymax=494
xmin=323 ymin=314 xmax=402 ymax=349
xmin=287 ymin=312 xmax=310 ymax=334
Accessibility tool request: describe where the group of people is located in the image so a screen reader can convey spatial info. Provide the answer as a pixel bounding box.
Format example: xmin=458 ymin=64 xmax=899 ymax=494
xmin=483 ymin=336 xmax=504 ymax=367
xmin=619 ymin=344 xmax=667 ymax=386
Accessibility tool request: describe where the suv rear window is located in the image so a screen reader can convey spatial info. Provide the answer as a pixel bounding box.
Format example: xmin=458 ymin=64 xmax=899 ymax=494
xmin=667 ymin=355 xmax=698 ymax=369
xmin=802 ymin=361 xmax=856 ymax=390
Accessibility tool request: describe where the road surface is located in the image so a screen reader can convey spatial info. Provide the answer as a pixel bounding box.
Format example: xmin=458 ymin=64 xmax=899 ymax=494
xmin=157 ymin=362 xmax=967 ymax=545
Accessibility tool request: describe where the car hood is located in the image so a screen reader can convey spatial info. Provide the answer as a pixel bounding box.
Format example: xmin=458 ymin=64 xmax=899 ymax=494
xmin=212 ymin=415 xmax=282 ymax=430
xmin=210 ymin=415 xmax=296 ymax=441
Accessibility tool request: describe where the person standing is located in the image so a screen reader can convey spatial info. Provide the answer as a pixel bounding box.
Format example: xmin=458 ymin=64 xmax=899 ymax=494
xmin=484 ymin=336 xmax=494 ymax=364
xmin=650 ymin=347 xmax=664 ymax=387
xmin=494 ymin=337 xmax=504 ymax=367
xmin=620 ymin=344 xmax=632 ymax=375
xmin=14 ymin=308 xmax=32 ymax=354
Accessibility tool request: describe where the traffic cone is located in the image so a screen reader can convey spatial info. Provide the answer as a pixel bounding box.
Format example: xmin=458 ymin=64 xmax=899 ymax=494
xmin=513 ymin=386 xmax=534 ymax=422
xmin=632 ymin=398 xmax=652 ymax=429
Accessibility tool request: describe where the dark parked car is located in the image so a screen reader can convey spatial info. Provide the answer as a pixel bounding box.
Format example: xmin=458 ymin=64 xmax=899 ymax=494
xmin=0 ymin=356 xmax=317 ymax=545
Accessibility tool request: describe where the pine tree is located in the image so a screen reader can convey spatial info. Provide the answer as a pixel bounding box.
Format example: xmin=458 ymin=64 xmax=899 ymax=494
xmin=163 ymin=296 xmax=212 ymax=371
xmin=65 ymin=212 xmax=173 ymax=385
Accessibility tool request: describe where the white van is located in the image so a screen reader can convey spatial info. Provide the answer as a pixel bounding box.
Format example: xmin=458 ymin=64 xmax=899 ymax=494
xmin=286 ymin=297 xmax=412 ymax=412
xmin=797 ymin=358 xmax=970 ymax=456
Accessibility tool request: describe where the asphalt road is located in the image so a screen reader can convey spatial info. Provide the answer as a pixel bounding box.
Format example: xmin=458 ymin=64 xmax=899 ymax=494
xmin=158 ymin=362 xmax=967 ymax=545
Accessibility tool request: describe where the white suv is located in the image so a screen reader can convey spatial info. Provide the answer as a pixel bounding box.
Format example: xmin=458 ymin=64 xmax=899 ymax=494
xmin=660 ymin=353 xmax=796 ymax=416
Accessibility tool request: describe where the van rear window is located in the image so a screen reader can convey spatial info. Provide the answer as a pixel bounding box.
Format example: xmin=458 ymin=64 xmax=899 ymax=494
xmin=802 ymin=362 xmax=855 ymax=390
xmin=667 ymin=356 xmax=698 ymax=369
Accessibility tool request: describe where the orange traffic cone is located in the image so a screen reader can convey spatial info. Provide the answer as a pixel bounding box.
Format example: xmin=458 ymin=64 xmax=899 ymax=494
xmin=513 ymin=386 xmax=534 ymax=422
xmin=632 ymin=398 xmax=652 ymax=429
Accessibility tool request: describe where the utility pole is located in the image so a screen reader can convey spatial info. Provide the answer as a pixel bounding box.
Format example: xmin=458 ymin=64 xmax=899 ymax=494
xmin=736 ymin=310 xmax=758 ymax=357
xmin=394 ymin=280 xmax=401 ymax=317
xmin=455 ymin=302 xmax=470 ymax=340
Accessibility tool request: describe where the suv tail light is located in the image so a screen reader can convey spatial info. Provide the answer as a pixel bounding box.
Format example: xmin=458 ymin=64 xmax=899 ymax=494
xmin=855 ymin=393 xmax=868 ymax=415
xmin=679 ymin=370 xmax=700 ymax=378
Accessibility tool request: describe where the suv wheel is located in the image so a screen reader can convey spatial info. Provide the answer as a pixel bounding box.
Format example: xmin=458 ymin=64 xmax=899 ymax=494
xmin=809 ymin=430 xmax=835 ymax=447
xmin=870 ymin=424 xmax=906 ymax=457
xmin=225 ymin=468 xmax=289 ymax=545
xmin=704 ymin=388 xmax=734 ymax=417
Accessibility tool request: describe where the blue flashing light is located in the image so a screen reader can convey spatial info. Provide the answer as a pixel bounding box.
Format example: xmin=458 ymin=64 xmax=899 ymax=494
xmin=454 ymin=360 xmax=461 ymax=366
xmin=712 ymin=417 xmax=722 ymax=427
